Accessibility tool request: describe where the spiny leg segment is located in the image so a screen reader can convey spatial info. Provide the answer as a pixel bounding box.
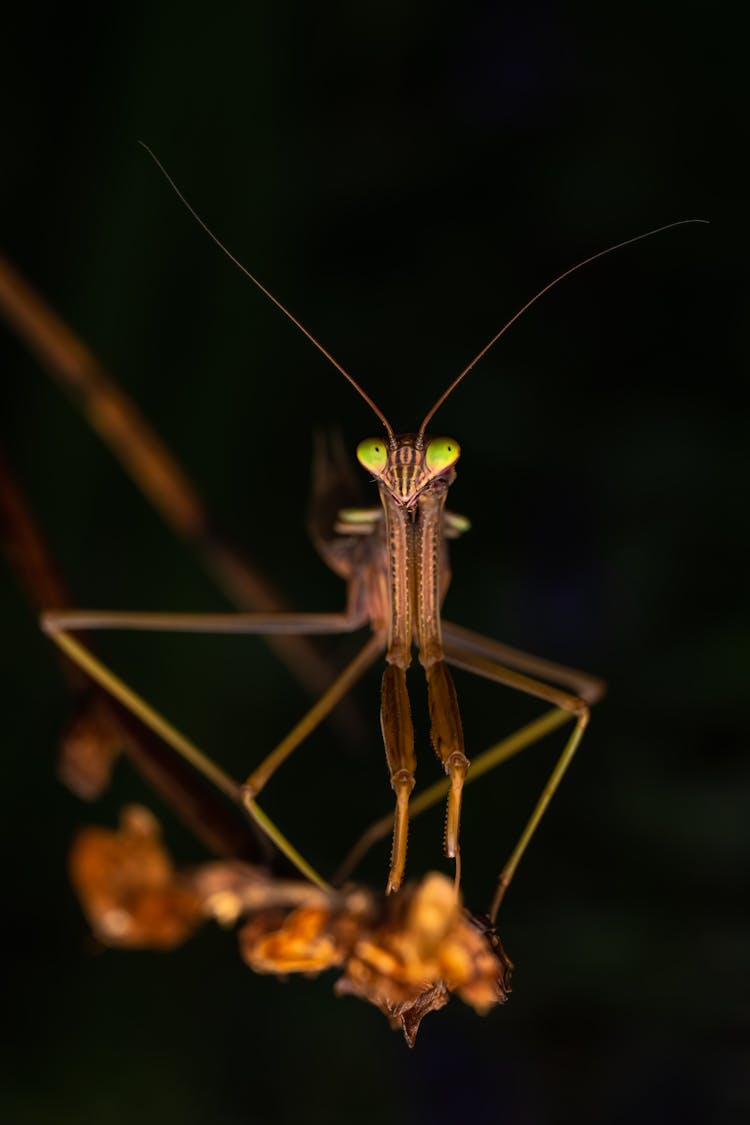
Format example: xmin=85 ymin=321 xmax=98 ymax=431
xmin=333 ymin=707 xmax=573 ymax=886
xmin=337 ymin=631 xmax=603 ymax=919
xmin=380 ymin=663 xmax=417 ymax=894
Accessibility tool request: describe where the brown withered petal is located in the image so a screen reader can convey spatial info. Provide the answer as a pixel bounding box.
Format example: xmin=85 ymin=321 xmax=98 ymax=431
xmin=238 ymin=906 xmax=352 ymax=975
xmin=335 ymin=874 xmax=511 ymax=1041
xmin=235 ymin=872 xmax=512 ymax=1043
xmin=188 ymin=860 xmax=343 ymax=925
xmin=391 ymin=984 xmax=451 ymax=1048
xmin=68 ymin=806 xmax=203 ymax=950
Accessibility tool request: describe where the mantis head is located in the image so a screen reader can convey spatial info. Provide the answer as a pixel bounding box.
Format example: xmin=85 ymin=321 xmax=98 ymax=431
xmin=356 ymin=434 xmax=461 ymax=509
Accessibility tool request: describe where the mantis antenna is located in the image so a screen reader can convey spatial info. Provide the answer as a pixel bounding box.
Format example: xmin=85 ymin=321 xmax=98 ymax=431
xmin=417 ymin=218 xmax=709 ymax=440
xmin=140 ymin=144 xmax=706 ymax=446
xmin=139 ymin=142 xmax=395 ymax=442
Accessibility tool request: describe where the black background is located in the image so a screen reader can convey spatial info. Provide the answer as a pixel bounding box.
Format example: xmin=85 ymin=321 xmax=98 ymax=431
xmin=1 ymin=4 xmax=746 ymax=1123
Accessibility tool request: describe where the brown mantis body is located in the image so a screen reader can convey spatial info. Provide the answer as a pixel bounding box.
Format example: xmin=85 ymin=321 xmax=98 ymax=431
xmin=0 ymin=176 xmax=704 ymax=942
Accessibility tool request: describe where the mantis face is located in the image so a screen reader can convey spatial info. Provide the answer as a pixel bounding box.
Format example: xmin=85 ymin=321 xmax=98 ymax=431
xmin=356 ymin=434 xmax=461 ymax=510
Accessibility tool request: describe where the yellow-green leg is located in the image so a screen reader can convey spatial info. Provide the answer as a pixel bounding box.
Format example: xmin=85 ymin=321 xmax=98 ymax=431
xmin=43 ymin=625 xmax=333 ymax=891
xmin=444 ymin=640 xmax=591 ymax=922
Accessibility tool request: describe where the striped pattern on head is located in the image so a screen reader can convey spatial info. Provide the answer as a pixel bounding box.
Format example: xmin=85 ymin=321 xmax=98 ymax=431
xmin=356 ymin=434 xmax=461 ymax=508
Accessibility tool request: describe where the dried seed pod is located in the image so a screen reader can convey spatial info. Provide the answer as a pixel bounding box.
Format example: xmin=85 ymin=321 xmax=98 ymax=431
xmin=69 ymin=809 xmax=512 ymax=1044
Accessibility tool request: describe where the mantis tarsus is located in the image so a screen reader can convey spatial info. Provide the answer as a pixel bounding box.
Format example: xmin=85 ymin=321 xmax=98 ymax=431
xmin=1 ymin=167 xmax=706 ymax=929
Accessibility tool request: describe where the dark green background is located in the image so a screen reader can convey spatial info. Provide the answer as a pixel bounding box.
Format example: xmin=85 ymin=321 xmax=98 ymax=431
xmin=1 ymin=4 xmax=746 ymax=1123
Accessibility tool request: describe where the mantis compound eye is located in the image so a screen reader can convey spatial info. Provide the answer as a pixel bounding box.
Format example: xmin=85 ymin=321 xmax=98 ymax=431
xmin=425 ymin=437 xmax=460 ymax=474
xmin=356 ymin=437 xmax=389 ymax=476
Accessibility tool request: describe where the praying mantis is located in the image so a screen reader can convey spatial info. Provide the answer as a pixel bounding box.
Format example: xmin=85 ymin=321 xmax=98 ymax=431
xmin=0 ymin=163 xmax=705 ymax=953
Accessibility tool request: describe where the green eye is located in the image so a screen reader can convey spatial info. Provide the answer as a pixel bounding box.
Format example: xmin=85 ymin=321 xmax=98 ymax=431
xmin=356 ymin=437 xmax=388 ymax=475
xmin=425 ymin=437 xmax=460 ymax=473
